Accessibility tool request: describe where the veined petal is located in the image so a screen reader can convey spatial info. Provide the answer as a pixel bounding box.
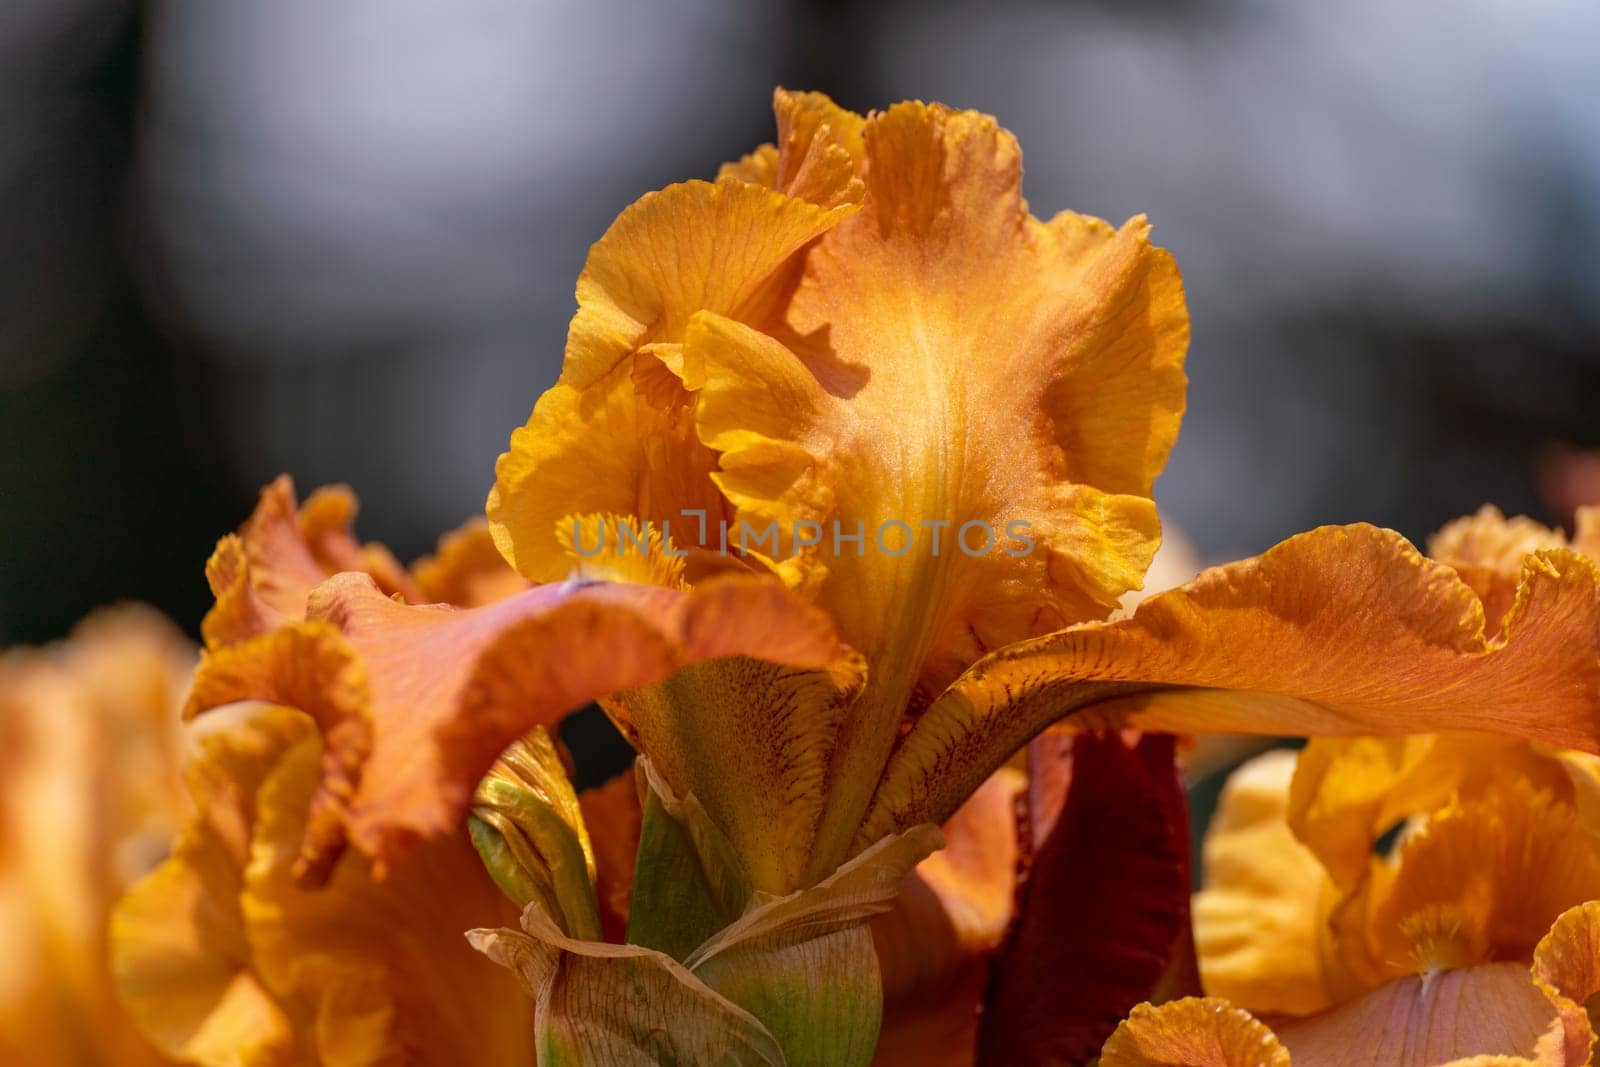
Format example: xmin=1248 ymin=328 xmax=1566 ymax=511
xmin=468 ymin=905 xmax=785 ymax=1066
xmin=604 ymin=650 xmax=867 ymax=895
xmin=978 ymin=732 xmax=1197 ymax=1063
xmin=717 ymin=88 xmax=866 ymax=209
xmin=185 ymin=571 xmax=841 ymax=874
xmin=863 ymin=524 xmax=1600 ymax=841
xmin=1193 ymin=750 xmax=1333 ymax=1016
xmin=203 ymin=476 xmax=419 ymax=649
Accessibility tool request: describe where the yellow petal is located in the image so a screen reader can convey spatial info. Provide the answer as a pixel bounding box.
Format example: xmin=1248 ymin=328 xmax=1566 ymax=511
xmin=243 ymin=730 xmax=533 ymax=1065
xmin=488 ymin=147 xmax=862 ymax=582
xmin=186 ymin=570 xmax=842 ymax=873
xmin=1099 ymin=998 xmax=1290 ymax=1067
xmin=1288 ymin=734 xmax=1570 ymax=891
xmin=718 ymin=88 xmax=866 ymax=209
xmin=864 ymin=525 xmax=1600 ymax=842
xmin=1364 ymin=781 xmax=1600 ymax=984
xmin=1193 ymin=750 xmax=1333 ymax=1016
xmin=111 ymin=705 xmax=310 ymax=1065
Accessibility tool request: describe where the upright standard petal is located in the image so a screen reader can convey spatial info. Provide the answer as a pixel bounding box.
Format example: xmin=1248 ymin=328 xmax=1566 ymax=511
xmin=690 ymin=100 xmax=1187 ymax=869
xmin=488 ymin=90 xmax=863 ymax=584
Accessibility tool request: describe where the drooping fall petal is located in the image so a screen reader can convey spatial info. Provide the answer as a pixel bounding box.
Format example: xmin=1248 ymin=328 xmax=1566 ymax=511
xmin=185 ymin=570 xmax=841 ymax=875
xmin=977 ymin=732 xmax=1197 ymax=1064
xmin=864 ymin=524 xmax=1600 ymax=842
xmin=112 ymin=704 xmax=534 ymax=1065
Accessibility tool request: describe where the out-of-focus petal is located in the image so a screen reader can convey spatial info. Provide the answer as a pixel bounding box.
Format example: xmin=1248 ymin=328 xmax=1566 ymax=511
xmin=186 ymin=570 xmax=842 ymax=874
xmin=202 ymin=476 xmax=419 ymax=648
xmin=864 ymin=525 xmax=1600 ymax=840
xmin=410 ymin=517 xmax=530 ymax=607
xmin=1193 ymin=749 xmax=1332 ymax=1016
xmin=978 ymin=732 xmax=1196 ymax=1063
xmin=113 ymin=704 xmax=534 ymax=1065
xmin=1 ymin=606 xmax=193 ymax=1065
xmin=1099 ymin=998 xmax=1290 ymax=1067
xmin=1354 ymin=781 xmax=1600 ymax=987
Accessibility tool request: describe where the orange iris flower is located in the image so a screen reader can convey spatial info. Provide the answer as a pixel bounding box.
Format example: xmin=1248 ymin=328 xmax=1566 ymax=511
xmin=101 ymin=89 xmax=1600 ymax=1066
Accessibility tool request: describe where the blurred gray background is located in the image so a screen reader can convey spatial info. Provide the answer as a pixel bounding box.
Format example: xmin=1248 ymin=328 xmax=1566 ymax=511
xmin=4 ymin=0 xmax=1599 ymax=643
